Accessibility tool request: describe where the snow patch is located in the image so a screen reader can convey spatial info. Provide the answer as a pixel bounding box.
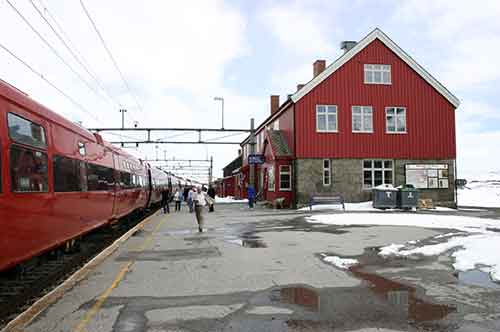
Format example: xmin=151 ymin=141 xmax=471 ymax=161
xmin=322 ymin=255 xmax=359 ymax=269
xmin=215 ymin=196 xmax=248 ymax=203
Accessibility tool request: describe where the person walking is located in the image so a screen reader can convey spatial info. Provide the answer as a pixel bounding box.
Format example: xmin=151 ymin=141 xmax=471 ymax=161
xmin=161 ymin=187 xmax=170 ymax=214
xmin=207 ymin=185 xmax=216 ymax=212
xmin=247 ymin=185 xmax=256 ymax=208
xmin=193 ymin=187 xmax=208 ymax=232
xmin=187 ymin=187 xmax=195 ymax=213
xmin=174 ymin=189 xmax=182 ymax=211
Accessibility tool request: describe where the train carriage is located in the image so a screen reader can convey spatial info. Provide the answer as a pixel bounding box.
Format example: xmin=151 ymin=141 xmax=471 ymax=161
xmin=0 ymin=79 xmax=170 ymax=273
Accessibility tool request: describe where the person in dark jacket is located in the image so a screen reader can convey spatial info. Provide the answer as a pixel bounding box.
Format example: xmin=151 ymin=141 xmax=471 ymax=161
xmin=207 ymin=185 xmax=216 ymax=212
xmin=247 ymin=185 xmax=255 ymax=208
xmin=161 ymin=188 xmax=170 ymax=214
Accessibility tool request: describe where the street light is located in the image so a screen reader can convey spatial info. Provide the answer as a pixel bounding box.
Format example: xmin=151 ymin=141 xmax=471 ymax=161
xmin=213 ymin=96 xmax=224 ymax=129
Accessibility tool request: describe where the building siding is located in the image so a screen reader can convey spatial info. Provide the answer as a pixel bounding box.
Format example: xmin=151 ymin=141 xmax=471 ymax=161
xmin=295 ymin=39 xmax=456 ymax=160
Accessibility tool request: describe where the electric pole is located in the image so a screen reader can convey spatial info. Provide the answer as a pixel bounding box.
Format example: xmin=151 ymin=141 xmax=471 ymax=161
xmin=119 ymin=109 xmax=127 ymax=129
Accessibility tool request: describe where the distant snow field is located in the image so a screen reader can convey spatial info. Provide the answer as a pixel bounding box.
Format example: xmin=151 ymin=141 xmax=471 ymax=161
xmin=458 ymin=172 xmax=500 ymax=208
xmin=307 ymin=213 xmax=500 ymax=282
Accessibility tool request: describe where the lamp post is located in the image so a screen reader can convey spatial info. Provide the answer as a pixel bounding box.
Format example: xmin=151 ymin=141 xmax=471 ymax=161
xmin=213 ymin=96 xmax=224 ymax=129
xmin=119 ymin=109 xmax=127 ymax=129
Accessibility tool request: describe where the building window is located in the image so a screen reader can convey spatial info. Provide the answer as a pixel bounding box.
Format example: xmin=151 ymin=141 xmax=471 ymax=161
xmin=363 ymin=160 xmax=393 ymax=189
xmin=279 ymin=165 xmax=291 ymax=191
xmin=323 ymin=159 xmax=331 ymax=186
xmin=316 ymin=105 xmax=337 ymax=132
xmin=352 ymin=106 xmax=373 ymax=132
xmin=10 ymin=144 xmax=49 ymax=192
xmin=268 ymin=166 xmax=275 ymax=192
xmin=386 ymin=107 xmax=406 ymax=133
xmin=364 ymin=64 xmax=391 ymax=84
xmin=8 ymin=112 xmax=47 ymax=149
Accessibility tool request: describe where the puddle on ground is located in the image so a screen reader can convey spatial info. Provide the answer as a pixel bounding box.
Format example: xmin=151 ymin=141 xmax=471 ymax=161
xmin=225 ymin=236 xmax=267 ymax=248
xmin=458 ymin=269 xmax=500 ymax=290
xmin=350 ymin=266 xmax=456 ymax=323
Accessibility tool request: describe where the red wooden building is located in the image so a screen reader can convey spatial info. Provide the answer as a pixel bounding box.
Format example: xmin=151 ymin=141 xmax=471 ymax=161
xmin=235 ymin=28 xmax=459 ymax=208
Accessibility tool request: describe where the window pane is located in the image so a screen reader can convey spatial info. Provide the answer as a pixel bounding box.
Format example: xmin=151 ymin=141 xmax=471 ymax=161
xmin=396 ymin=115 xmax=406 ymax=132
xmin=10 ymin=145 xmax=48 ymax=192
xmin=87 ymin=163 xmax=114 ymax=191
xmin=54 ymin=156 xmax=83 ymax=192
xmin=363 ymin=170 xmax=372 ymax=187
xmin=364 ymin=113 xmax=373 ymax=131
xmin=374 ymin=170 xmax=383 ymax=186
xmin=384 ymin=160 xmax=393 ymax=168
xmin=382 ymin=71 xmax=390 ymax=83
xmin=374 ymin=65 xmax=381 ymax=70
xmin=327 ymin=113 xmax=337 ymax=131
xmin=363 ymin=160 xmax=372 ymax=168
xmin=384 ymin=170 xmax=393 ymax=184
xmin=317 ymin=105 xmax=326 ymax=113
xmin=352 ymin=114 xmax=362 ymax=131
xmin=8 ymin=113 xmax=47 ymax=149
xmin=365 ymin=70 xmax=372 ymax=83
xmin=327 ymin=106 xmax=337 ymax=114
xmin=281 ymin=165 xmax=290 ymax=173
xmin=386 ymin=108 xmax=395 ymax=115
xmin=352 ymin=106 xmax=361 ymax=114
xmin=374 ymin=160 xmax=382 ymax=168
xmin=374 ymin=71 xmax=382 ymax=83
xmin=387 ymin=114 xmax=396 ymax=132
xmin=317 ymin=114 xmax=326 ymax=131
xmin=323 ymin=160 xmax=330 ymax=169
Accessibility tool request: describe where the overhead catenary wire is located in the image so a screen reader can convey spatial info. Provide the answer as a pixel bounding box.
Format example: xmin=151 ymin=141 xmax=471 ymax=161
xmin=29 ymin=0 xmax=123 ymax=108
xmin=0 ymin=42 xmax=98 ymax=121
xmin=79 ymin=0 xmax=144 ymax=114
xmin=5 ymin=0 xmax=106 ymax=115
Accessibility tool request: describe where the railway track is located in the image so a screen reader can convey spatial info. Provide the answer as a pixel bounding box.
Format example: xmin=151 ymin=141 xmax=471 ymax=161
xmin=0 ymin=208 xmax=158 ymax=329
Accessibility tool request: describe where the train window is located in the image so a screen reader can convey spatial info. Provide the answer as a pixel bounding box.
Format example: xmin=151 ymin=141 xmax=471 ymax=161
xmin=120 ymin=172 xmax=133 ymax=189
xmin=87 ymin=163 xmax=114 ymax=191
xmin=53 ymin=156 xmax=84 ymax=192
xmin=7 ymin=113 xmax=47 ymax=149
xmin=10 ymin=145 xmax=48 ymax=192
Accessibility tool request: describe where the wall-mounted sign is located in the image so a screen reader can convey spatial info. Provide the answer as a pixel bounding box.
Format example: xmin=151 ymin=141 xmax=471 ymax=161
xmin=248 ymin=154 xmax=265 ymax=165
xmin=405 ymin=164 xmax=449 ymax=189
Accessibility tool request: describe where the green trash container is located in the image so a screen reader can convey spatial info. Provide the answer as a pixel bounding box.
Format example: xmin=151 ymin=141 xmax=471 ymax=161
xmin=397 ymin=184 xmax=419 ymax=209
xmin=372 ymin=184 xmax=398 ymax=209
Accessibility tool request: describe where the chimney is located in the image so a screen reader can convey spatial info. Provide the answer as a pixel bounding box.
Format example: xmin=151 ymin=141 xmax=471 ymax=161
xmin=270 ymin=95 xmax=280 ymax=114
xmin=340 ymin=41 xmax=357 ymax=53
xmin=313 ymin=60 xmax=326 ymax=78
xmin=297 ymin=84 xmax=305 ymax=91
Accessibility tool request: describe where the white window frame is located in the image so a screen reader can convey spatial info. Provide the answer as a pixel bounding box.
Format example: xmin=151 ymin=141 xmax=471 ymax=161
xmin=279 ymin=165 xmax=291 ymax=191
xmin=385 ymin=107 xmax=407 ymax=134
xmin=323 ymin=159 xmax=331 ymax=186
xmin=268 ymin=166 xmax=275 ymax=192
xmin=351 ymin=106 xmax=373 ymax=133
xmin=362 ymin=160 xmax=394 ymax=190
xmin=274 ymin=119 xmax=280 ymax=130
xmin=364 ymin=64 xmax=391 ymax=84
xmin=316 ymin=105 xmax=338 ymax=133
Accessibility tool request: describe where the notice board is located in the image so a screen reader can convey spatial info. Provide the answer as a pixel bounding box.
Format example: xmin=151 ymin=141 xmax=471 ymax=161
xmin=405 ymin=164 xmax=449 ymax=189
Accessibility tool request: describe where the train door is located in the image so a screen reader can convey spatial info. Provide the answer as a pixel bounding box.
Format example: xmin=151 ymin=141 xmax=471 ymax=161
xmin=1 ymin=107 xmax=54 ymax=271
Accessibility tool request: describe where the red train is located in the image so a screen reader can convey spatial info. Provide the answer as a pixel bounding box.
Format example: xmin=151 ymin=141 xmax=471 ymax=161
xmin=0 ymin=79 xmax=176 ymax=273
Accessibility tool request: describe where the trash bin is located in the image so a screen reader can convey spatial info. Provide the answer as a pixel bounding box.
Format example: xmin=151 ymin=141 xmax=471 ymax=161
xmin=397 ymin=184 xmax=419 ymax=210
xmin=372 ymin=184 xmax=398 ymax=209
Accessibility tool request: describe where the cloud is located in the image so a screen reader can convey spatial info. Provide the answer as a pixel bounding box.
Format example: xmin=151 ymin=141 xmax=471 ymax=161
xmin=259 ymin=1 xmax=340 ymax=57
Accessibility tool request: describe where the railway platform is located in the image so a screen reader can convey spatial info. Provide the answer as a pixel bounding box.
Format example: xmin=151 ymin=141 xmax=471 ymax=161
xmin=7 ymin=203 xmax=495 ymax=332
xmin=6 ymin=204 xmax=365 ymax=332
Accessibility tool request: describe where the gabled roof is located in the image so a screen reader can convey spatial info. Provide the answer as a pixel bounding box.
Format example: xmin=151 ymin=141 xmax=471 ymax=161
xmin=266 ymin=129 xmax=292 ymax=157
xmin=291 ymin=28 xmax=460 ymax=108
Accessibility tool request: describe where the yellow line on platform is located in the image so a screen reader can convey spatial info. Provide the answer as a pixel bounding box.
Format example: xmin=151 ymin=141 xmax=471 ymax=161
xmin=1 ymin=211 xmax=166 ymax=332
xmin=73 ymin=215 xmax=168 ymax=332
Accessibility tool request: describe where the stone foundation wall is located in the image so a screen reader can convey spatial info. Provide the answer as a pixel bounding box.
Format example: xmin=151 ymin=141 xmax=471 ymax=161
xmin=294 ymin=158 xmax=456 ymax=207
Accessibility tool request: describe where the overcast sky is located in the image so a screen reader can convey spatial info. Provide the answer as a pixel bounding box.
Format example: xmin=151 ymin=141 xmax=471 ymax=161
xmin=1 ymin=0 xmax=499 ymax=180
